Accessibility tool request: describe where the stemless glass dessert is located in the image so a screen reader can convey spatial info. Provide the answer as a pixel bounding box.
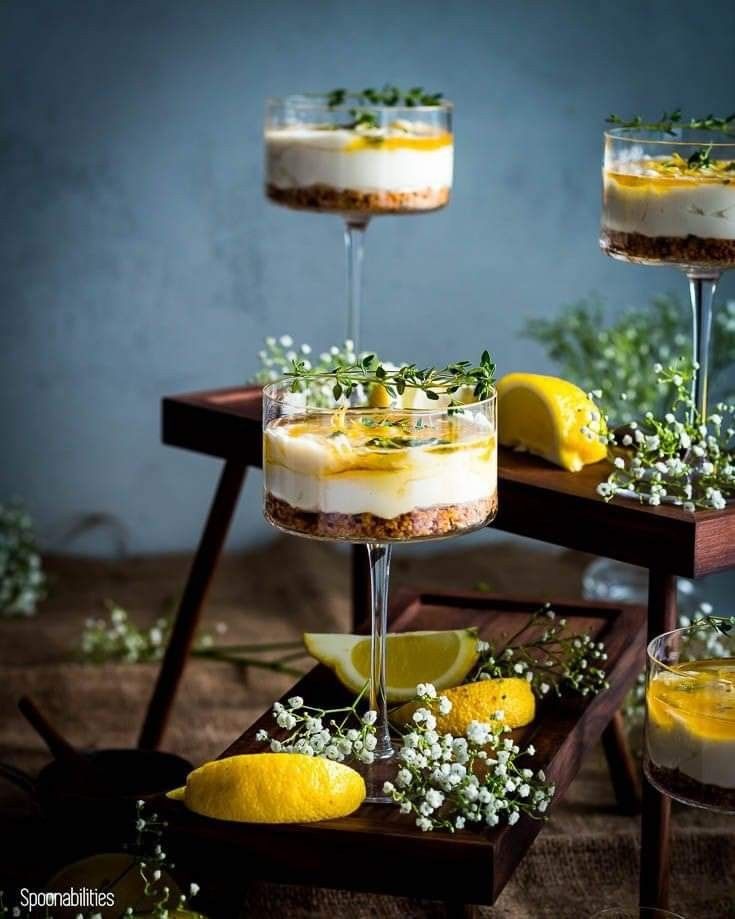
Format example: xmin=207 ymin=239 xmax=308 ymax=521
xmin=262 ymin=371 xmax=497 ymax=801
xmin=600 ymin=123 xmax=735 ymax=417
xmin=264 ymin=90 xmax=453 ymax=349
xmin=645 ymin=622 xmax=735 ymax=813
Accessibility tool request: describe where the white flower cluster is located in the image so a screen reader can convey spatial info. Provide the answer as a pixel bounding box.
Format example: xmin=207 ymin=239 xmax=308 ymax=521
xmin=0 ymin=503 xmax=46 ymax=617
xmin=597 ymin=362 xmax=735 ymax=512
xmin=254 ymin=336 xmax=359 ymax=383
xmin=474 ymin=604 xmax=609 ymax=699
xmin=383 ymin=685 xmax=555 ymax=832
xmin=80 ymin=602 xmax=171 ymax=664
xmin=256 ymin=694 xmax=379 ymax=764
xmin=80 ymin=602 xmax=225 ymax=665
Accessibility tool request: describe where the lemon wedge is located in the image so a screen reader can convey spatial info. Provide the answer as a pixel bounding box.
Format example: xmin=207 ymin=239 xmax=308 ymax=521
xmin=392 ymin=677 xmax=536 ymax=734
xmin=171 ymin=753 xmax=365 ymax=823
xmin=304 ymin=629 xmax=479 ymax=702
xmin=497 ymin=372 xmax=607 ymax=472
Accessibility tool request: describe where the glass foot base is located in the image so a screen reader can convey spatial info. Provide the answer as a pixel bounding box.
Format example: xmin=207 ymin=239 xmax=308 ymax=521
xmin=356 ymin=744 xmax=398 ymax=804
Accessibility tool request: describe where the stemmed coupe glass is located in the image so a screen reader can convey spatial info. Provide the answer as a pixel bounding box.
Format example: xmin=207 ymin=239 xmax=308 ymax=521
xmin=601 ymin=127 xmax=735 ymax=418
xmin=262 ymin=375 xmax=497 ymax=800
xmin=265 ymin=93 xmax=453 ymax=351
xmin=645 ymin=620 xmax=735 ymax=814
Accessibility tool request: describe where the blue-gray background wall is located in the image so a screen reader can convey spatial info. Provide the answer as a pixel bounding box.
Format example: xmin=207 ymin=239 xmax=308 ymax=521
xmin=2 ymin=0 xmax=734 ymax=554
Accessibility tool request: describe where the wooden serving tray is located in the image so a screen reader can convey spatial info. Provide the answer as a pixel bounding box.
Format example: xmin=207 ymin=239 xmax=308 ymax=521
xmin=159 ymin=590 xmax=645 ymax=908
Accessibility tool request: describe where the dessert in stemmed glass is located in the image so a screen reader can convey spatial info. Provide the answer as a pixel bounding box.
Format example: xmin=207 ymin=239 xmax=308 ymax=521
xmin=645 ymin=621 xmax=735 ymax=813
xmin=265 ymin=88 xmax=453 ymax=349
xmin=262 ymin=357 xmax=496 ymax=800
xmin=601 ymin=114 xmax=735 ymax=416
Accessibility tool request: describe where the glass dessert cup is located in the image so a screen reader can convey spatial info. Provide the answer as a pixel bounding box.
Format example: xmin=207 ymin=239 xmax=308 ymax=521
xmin=645 ymin=623 xmax=735 ymax=813
xmin=264 ymin=94 xmax=453 ymax=349
xmin=262 ymin=377 xmax=497 ymax=802
xmin=600 ymin=127 xmax=735 ymax=418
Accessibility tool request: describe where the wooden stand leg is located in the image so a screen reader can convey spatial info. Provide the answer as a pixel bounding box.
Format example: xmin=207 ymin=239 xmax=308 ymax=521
xmin=351 ymin=543 xmax=371 ymax=630
xmin=639 ymin=569 xmax=677 ymax=909
xmin=138 ymin=459 xmax=247 ymax=750
xmin=601 ymin=710 xmax=642 ymax=815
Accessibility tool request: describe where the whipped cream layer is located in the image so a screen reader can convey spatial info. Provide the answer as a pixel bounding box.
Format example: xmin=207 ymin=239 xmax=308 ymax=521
xmin=265 ymin=124 xmax=453 ymax=193
xmin=603 ymin=158 xmax=735 ymax=240
xmin=263 ymin=411 xmax=495 ymax=520
xmin=647 ymin=664 xmax=735 ymax=790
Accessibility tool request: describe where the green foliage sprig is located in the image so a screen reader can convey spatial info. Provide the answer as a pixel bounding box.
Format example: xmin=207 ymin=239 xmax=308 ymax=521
xmin=0 ymin=502 xmax=46 ymax=617
xmin=523 ymin=294 xmax=735 ymax=425
xmin=327 ymin=86 xmax=444 ymax=108
xmin=607 ymin=110 xmax=735 ymax=135
xmin=284 ymin=351 xmax=496 ymax=409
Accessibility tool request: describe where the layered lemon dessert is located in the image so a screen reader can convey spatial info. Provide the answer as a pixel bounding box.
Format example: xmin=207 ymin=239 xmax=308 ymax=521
xmin=265 ymin=121 xmax=453 ymax=215
xmin=601 ymin=153 xmax=735 ymax=266
xmin=646 ymin=658 xmax=735 ymax=811
xmin=263 ymin=409 xmax=496 ymax=541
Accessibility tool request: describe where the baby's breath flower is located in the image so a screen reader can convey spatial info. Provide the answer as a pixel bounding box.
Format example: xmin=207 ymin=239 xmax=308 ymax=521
xmin=257 ymin=689 xmax=377 ymax=764
xmin=470 ymin=604 xmax=609 ymax=699
xmin=384 ymin=684 xmax=554 ymax=833
xmin=438 ymin=696 xmax=453 ymax=715
xmin=600 ymin=361 xmax=735 ymax=512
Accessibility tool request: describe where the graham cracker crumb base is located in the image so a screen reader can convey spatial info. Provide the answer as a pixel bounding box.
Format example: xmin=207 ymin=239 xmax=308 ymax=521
xmin=266 ymin=183 xmax=451 ymax=215
xmin=265 ymin=492 xmax=497 ymax=542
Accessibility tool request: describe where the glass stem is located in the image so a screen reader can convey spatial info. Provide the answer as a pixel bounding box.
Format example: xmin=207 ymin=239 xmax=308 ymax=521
xmin=344 ymin=218 xmax=369 ymax=353
xmin=686 ymin=270 xmax=719 ymax=421
xmin=366 ymin=542 xmax=393 ymax=759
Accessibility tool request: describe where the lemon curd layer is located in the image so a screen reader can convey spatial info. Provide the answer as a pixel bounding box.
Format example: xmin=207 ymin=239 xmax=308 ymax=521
xmin=647 ymin=659 xmax=735 ymax=789
xmin=265 ymin=124 xmax=453 ymax=193
xmin=263 ymin=411 xmax=496 ymax=519
xmin=602 ymin=156 xmax=735 ymax=240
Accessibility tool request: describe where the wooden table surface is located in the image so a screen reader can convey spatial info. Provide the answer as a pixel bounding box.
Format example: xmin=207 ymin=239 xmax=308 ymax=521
xmin=158 ymin=590 xmax=645 ymax=908
xmin=161 ymin=384 xmax=735 ymax=578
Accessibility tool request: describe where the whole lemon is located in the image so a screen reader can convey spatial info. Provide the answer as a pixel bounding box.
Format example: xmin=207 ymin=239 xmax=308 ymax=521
xmin=171 ymin=753 xmax=365 ymax=824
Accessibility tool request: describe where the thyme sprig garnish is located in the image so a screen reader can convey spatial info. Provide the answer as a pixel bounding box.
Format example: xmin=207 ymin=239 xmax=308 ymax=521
xmin=687 ymin=143 xmax=713 ymax=170
xmin=284 ymin=351 xmax=496 ymax=409
xmin=702 ymin=613 xmax=735 ymax=636
xmin=328 ymin=85 xmax=444 ymax=109
xmin=607 ymin=110 xmax=735 ymax=135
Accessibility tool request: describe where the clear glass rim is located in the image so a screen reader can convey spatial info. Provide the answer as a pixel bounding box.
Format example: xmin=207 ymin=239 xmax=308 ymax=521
xmin=647 ymin=624 xmax=735 ymax=723
xmin=605 ymin=126 xmax=735 ymax=147
xmin=266 ymin=92 xmax=453 ymax=115
xmin=262 ymin=374 xmax=496 ymax=413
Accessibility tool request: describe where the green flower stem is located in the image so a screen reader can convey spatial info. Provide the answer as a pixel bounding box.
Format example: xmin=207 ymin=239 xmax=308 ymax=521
xmin=192 ymin=648 xmax=305 ymax=677
xmin=199 ymin=640 xmax=303 ymax=654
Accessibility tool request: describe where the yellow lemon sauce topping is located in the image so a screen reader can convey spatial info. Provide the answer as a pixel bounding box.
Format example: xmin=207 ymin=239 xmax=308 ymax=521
xmin=265 ymin=411 xmax=494 ymax=477
xmin=264 ymin=411 xmax=496 ymax=519
xmin=648 ymin=659 xmax=735 ymax=742
xmin=606 ymin=155 xmax=735 ymax=191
